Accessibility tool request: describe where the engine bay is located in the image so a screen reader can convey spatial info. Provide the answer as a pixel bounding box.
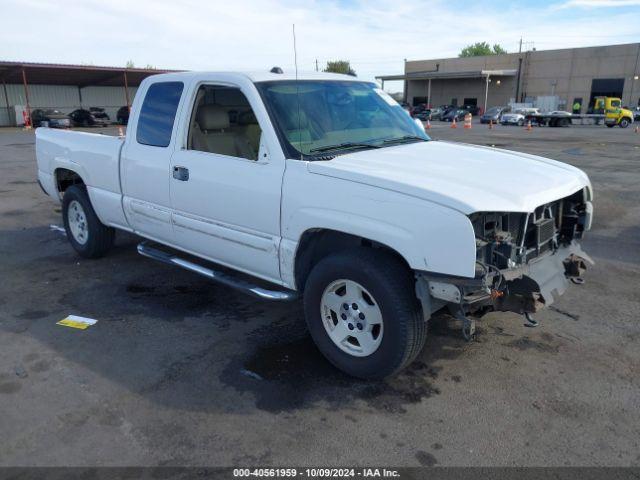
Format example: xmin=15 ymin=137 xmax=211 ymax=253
xmin=469 ymin=189 xmax=590 ymax=272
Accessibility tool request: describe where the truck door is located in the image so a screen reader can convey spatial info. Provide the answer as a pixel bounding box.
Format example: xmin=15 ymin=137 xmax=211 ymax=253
xmin=169 ymin=82 xmax=284 ymax=284
xmin=121 ymin=81 xmax=185 ymax=243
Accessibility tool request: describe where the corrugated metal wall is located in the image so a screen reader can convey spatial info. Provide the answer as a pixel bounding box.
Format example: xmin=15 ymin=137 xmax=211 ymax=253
xmin=0 ymin=84 xmax=138 ymax=126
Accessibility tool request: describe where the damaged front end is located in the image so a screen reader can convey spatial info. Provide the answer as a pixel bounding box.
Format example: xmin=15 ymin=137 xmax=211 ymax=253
xmin=416 ymin=188 xmax=594 ymax=338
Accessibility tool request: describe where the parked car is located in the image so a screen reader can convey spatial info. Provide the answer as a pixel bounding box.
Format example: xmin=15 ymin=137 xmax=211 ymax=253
xmin=116 ymin=106 xmax=130 ymax=125
xmin=36 ymin=70 xmax=593 ymax=379
xmin=441 ymin=108 xmax=467 ymax=122
xmin=427 ymin=107 xmax=444 ymax=120
xmin=31 ymin=109 xmax=71 ymax=128
xmin=547 ymin=110 xmax=572 ymax=116
xmin=411 ymin=105 xmax=434 ymax=121
xmin=462 ymin=105 xmax=480 ymax=116
xmin=69 ymin=109 xmax=110 ymax=127
xmin=626 ymin=106 xmax=640 ymax=121
xmin=89 ymin=107 xmax=111 ymax=125
xmin=500 ymin=110 xmax=526 ymax=126
xmin=411 ymin=103 xmax=427 ymax=115
xmin=480 ymin=106 xmax=506 ymax=124
xmin=414 ymin=110 xmax=432 ymax=121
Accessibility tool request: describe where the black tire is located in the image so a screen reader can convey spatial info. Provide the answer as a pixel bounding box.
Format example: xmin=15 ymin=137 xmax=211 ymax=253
xmin=619 ymin=118 xmax=630 ymax=128
xmin=62 ymin=185 xmax=115 ymax=258
xmin=303 ymin=248 xmax=426 ymax=379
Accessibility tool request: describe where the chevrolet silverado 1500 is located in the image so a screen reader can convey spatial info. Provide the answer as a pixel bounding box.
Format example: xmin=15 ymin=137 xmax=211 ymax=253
xmin=36 ymin=70 xmax=593 ymax=379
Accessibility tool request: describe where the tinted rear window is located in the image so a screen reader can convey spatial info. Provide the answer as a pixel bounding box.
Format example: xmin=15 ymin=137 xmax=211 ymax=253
xmin=136 ymin=81 xmax=184 ymax=147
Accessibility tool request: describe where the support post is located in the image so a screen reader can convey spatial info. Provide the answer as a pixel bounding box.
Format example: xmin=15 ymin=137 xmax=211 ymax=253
xmin=123 ymin=70 xmax=131 ymax=112
xmin=21 ymin=68 xmax=32 ymax=126
xmin=484 ymin=74 xmax=490 ymax=114
xmin=427 ymin=78 xmax=432 ymax=108
xmin=2 ymin=80 xmax=10 ymax=126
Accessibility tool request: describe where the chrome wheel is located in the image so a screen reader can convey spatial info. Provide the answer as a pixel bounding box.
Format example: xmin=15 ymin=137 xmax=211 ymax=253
xmin=67 ymin=200 xmax=88 ymax=245
xmin=320 ymin=279 xmax=384 ymax=357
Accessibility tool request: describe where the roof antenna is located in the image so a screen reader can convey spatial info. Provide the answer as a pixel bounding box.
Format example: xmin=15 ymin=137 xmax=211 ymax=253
xmin=293 ymin=23 xmax=302 ymax=160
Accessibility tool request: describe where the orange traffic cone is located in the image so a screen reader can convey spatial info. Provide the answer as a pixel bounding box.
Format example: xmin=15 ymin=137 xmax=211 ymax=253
xmin=425 ymin=119 xmax=431 ymax=130
xmin=489 ymin=120 xmax=493 ymax=129
xmin=635 ymin=125 xmax=639 ymax=134
xmin=525 ymin=120 xmax=532 ymax=131
xmin=118 ymin=126 xmax=125 ymax=137
xmin=464 ymin=113 xmax=472 ymax=129
xmin=451 ymin=118 xmax=457 ymax=129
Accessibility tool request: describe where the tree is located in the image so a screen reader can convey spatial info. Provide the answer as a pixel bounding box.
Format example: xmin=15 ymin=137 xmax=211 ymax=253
xmin=324 ymin=60 xmax=356 ymax=77
xmin=459 ymin=42 xmax=507 ymax=58
xmin=125 ymin=60 xmax=135 ymax=68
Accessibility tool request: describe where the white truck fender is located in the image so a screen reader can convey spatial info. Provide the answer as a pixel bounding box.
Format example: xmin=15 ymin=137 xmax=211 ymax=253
xmin=279 ymin=161 xmax=477 ymax=289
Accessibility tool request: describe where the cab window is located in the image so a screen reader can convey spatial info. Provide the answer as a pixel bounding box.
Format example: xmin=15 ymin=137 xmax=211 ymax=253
xmin=187 ymin=85 xmax=262 ymax=161
xmin=137 ymin=81 xmax=184 ymax=148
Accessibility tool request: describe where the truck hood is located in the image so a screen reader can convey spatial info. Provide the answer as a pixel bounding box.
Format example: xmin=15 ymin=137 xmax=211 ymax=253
xmin=306 ymin=140 xmax=591 ymax=214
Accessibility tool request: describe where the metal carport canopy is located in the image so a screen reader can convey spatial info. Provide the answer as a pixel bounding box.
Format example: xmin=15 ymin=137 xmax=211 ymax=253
xmin=0 ymin=61 xmax=180 ymax=125
xmin=0 ymin=61 xmax=177 ymax=87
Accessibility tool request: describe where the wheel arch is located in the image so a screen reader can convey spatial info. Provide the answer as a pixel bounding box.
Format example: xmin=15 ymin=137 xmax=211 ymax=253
xmin=54 ymin=168 xmax=85 ymax=198
xmin=292 ymin=228 xmax=413 ymax=292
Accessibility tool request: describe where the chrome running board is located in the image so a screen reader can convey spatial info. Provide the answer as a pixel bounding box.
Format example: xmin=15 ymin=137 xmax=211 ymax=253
xmin=137 ymin=241 xmax=299 ymax=301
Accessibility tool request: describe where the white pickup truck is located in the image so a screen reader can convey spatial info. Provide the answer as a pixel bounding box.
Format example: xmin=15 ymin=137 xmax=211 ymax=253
xmin=36 ymin=69 xmax=593 ymax=379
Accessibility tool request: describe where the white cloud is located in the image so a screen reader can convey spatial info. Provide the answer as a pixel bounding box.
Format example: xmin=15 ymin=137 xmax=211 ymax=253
xmin=1 ymin=0 xmax=638 ymax=90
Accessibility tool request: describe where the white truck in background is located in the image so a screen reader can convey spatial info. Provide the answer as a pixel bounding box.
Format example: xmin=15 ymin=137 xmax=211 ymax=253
xmin=36 ymin=69 xmax=593 ymax=379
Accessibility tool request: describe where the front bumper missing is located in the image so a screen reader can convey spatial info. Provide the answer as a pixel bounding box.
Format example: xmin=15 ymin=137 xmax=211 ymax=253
xmin=416 ymin=241 xmax=594 ymax=320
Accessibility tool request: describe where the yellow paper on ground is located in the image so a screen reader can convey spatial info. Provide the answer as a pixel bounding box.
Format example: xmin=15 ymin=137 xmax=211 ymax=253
xmin=57 ymin=315 xmax=97 ymax=330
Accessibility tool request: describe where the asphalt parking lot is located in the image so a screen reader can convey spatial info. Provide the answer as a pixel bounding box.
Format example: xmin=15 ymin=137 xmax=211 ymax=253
xmin=0 ymin=122 xmax=639 ymax=467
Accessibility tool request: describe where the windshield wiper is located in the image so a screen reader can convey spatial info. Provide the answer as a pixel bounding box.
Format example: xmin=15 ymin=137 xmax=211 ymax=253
xmin=309 ymin=142 xmax=381 ymax=153
xmin=380 ymin=135 xmax=428 ymax=145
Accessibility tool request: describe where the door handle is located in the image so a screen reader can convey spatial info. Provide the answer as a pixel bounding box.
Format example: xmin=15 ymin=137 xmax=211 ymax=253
xmin=173 ymin=166 xmax=189 ymax=181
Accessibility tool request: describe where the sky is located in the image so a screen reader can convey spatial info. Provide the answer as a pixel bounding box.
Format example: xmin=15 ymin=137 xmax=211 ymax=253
xmin=2 ymin=0 xmax=639 ymax=92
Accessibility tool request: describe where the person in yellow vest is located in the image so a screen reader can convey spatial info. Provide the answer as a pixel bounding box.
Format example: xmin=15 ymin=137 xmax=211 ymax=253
xmin=572 ymin=100 xmax=581 ymax=114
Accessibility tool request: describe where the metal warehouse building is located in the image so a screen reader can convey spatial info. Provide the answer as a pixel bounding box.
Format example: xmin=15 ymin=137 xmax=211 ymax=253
xmin=377 ymin=43 xmax=640 ymax=113
xmin=0 ymin=61 xmax=174 ymax=127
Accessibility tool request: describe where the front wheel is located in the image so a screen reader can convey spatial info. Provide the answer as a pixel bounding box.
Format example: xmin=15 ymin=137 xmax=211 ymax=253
xmin=303 ymin=249 xmax=426 ymax=379
xmin=619 ymin=118 xmax=630 ymax=128
xmin=62 ymin=185 xmax=115 ymax=258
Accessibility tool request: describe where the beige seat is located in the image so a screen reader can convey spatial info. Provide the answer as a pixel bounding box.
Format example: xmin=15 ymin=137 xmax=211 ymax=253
xmin=192 ymin=105 xmax=257 ymax=160
xmin=237 ymin=111 xmax=262 ymax=154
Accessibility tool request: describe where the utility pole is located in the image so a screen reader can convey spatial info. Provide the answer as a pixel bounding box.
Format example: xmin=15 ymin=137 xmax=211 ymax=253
xmin=315 ymin=59 xmax=319 ymax=72
xmin=519 ymin=37 xmax=522 ymax=54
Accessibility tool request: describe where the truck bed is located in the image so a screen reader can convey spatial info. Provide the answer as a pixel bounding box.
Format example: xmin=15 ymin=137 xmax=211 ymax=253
xmin=36 ymin=128 xmax=127 ymax=227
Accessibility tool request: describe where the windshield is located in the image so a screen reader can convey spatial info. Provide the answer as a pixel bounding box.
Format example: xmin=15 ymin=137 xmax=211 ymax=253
xmin=256 ymin=80 xmax=429 ymax=158
xmin=486 ymin=107 xmax=501 ymax=115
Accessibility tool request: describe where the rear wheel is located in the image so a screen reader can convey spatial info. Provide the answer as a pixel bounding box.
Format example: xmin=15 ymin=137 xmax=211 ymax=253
xmin=62 ymin=185 xmax=115 ymax=258
xmin=303 ymin=249 xmax=426 ymax=379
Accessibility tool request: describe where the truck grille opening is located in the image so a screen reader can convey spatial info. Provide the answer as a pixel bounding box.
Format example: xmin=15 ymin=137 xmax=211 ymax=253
xmin=470 ymin=189 xmax=588 ymax=270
